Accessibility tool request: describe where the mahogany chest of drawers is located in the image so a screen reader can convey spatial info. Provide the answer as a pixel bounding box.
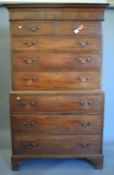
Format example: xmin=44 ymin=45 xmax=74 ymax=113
xmin=7 ymin=3 xmax=108 ymax=170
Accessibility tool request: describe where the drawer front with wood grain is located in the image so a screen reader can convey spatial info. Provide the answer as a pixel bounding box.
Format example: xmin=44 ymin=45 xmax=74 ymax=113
xmin=12 ymin=72 xmax=100 ymax=90
xmin=12 ymin=52 xmax=101 ymax=72
xmin=10 ymin=92 xmax=104 ymax=114
xmin=9 ymin=7 xmax=104 ymax=21
xmin=12 ymin=114 xmax=102 ymax=135
xmin=12 ymin=36 xmax=101 ymax=51
xmin=11 ymin=21 xmax=101 ymax=36
xmin=12 ymin=135 xmax=101 ymax=155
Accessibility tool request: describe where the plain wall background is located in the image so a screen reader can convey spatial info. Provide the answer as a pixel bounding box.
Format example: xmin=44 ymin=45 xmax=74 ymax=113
xmin=0 ymin=7 xmax=114 ymax=149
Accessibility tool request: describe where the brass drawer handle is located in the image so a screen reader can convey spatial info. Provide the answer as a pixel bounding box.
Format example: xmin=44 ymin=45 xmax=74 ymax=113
xmin=77 ymin=77 xmax=90 ymax=83
xmin=80 ymin=121 xmax=90 ymax=127
xmin=27 ymin=26 xmax=39 ymax=32
xmin=31 ymin=142 xmax=37 ymax=147
xmin=80 ymin=100 xmax=85 ymax=105
xmin=74 ymin=24 xmax=86 ymax=34
xmin=31 ymin=76 xmax=38 ymax=81
xmin=21 ymin=101 xmax=27 ymax=106
xmin=78 ymin=58 xmax=93 ymax=63
xmin=23 ymin=57 xmax=37 ymax=64
xmin=23 ymin=76 xmax=38 ymax=82
xmin=16 ymin=97 xmax=37 ymax=106
xmin=80 ymin=143 xmax=90 ymax=148
xmin=79 ymin=41 xmax=92 ymax=47
xmin=19 ymin=100 xmax=37 ymax=106
xmin=23 ymin=142 xmax=37 ymax=148
xmin=30 ymin=100 xmax=36 ymax=106
xmin=16 ymin=97 xmax=26 ymax=105
xmin=23 ymin=121 xmax=35 ymax=128
xmin=16 ymin=97 xmax=27 ymax=105
xmin=88 ymin=100 xmax=94 ymax=105
xmin=23 ymin=41 xmax=37 ymax=47
xmin=23 ymin=142 xmax=29 ymax=147
xmin=21 ymin=101 xmax=36 ymax=106
xmin=80 ymin=99 xmax=94 ymax=106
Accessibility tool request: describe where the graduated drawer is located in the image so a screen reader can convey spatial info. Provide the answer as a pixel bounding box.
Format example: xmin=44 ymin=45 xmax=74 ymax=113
xmin=12 ymin=36 xmax=101 ymax=51
xmin=12 ymin=114 xmax=102 ymax=135
xmin=12 ymin=52 xmax=101 ymax=72
xmin=10 ymin=92 xmax=104 ymax=114
xmin=12 ymin=72 xmax=100 ymax=90
xmin=9 ymin=7 xmax=104 ymax=21
xmin=12 ymin=135 xmax=101 ymax=155
xmin=10 ymin=21 xmax=101 ymax=36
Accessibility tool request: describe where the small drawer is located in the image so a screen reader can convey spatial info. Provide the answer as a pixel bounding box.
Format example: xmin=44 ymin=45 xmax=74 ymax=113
xmin=58 ymin=21 xmax=101 ymax=35
xmin=13 ymin=135 xmax=101 ymax=155
xmin=12 ymin=52 xmax=101 ymax=72
xmin=12 ymin=72 xmax=100 ymax=90
xmin=10 ymin=91 xmax=104 ymax=114
xmin=12 ymin=36 xmax=101 ymax=51
xmin=12 ymin=114 xmax=103 ymax=135
xmin=11 ymin=21 xmax=54 ymax=36
xmin=10 ymin=21 xmax=101 ymax=36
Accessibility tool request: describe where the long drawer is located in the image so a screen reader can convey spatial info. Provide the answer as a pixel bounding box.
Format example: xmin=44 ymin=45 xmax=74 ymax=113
xmin=10 ymin=91 xmax=104 ymax=114
xmin=11 ymin=21 xmax=101 ymax=36
xmin=12 ymin=36 xmax=101 ymax=51
xmin=12 ymin=135 xmax=101 ymax=155
xmin=12 ymin=114 xmax=102 ymax=135
xmin=12 ymin=72 xmax=100 ymax=90
xmin=12 ymin=52 xmax=101 ymax=72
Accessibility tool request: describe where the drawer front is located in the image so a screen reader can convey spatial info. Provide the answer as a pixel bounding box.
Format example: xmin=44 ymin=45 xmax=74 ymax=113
xmin=12 ymin=53 xmax=101 ymax=72
xmin=13 ymin=135 xmax=101 ymax=155
xmin=10 ymin=92 xmax=104 ymax=114
xmin=12 ymin=114 xmax=102 ymax=135
xmin=11 ymin=21 xmax=101 ymax=36
xmin=12 ymin=36 xmax=101 ymax=51
xmin=10 ymin=8 xmax=104 ymax=21
xmin=13 ymin=72 xmax=100 ymax=90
